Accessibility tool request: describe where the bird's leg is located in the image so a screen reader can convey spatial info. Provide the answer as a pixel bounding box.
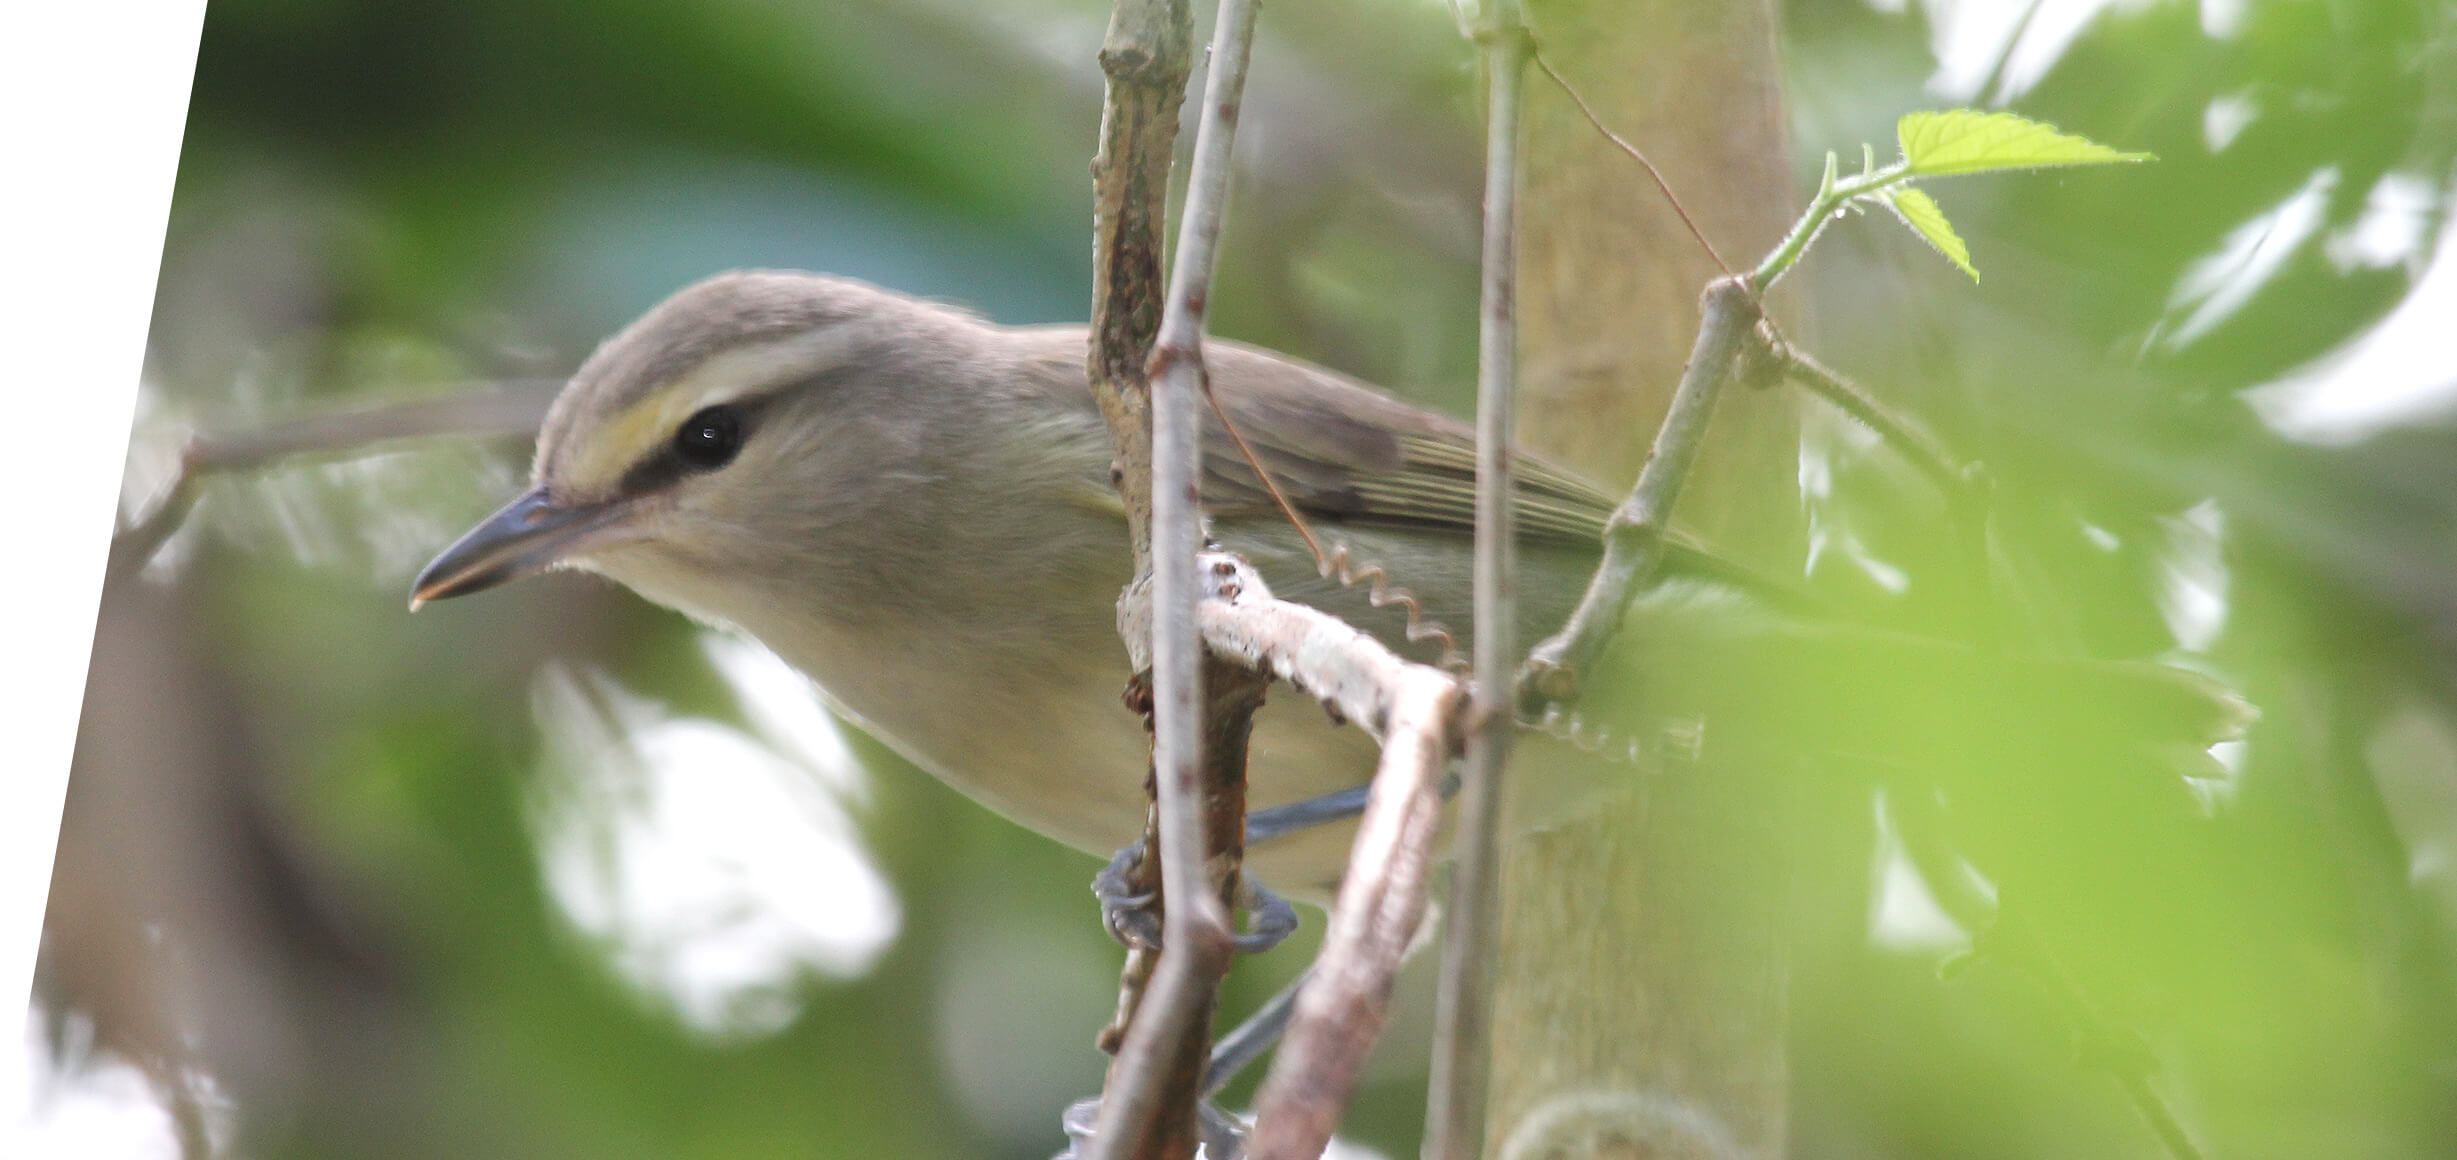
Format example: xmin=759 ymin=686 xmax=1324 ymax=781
xmin=1066 ymin=967 xmax=1305 ymax=1158
xmin=1094 ymin=840 xmax=1300 ymax=954
xmin=1063 ymin=958 xmax=1305 ymax=1156
xmin=1203 ymin=902 xmax=1445 ymax=1095
xmin=1204 ymin=967 xmax=1310 ymax=1095
xmin=1245 ymin=772 xmax=1463 ymax=846
xmin=1245 ymin=786 xmax=1372 ymax=845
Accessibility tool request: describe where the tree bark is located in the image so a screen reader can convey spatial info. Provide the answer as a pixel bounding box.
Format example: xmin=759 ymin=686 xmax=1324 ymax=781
xmin=1490 ymin=2 xmax=1798 ymax=1158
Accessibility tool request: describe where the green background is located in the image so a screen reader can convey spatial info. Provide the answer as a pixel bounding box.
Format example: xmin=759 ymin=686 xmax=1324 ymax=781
xmin=31 ymin=1 xmax=2457 ymax=1158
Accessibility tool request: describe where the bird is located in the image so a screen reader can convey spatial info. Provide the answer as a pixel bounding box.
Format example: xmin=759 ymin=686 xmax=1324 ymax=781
xmin=411 ymin=269 xmax=2244 ymax=901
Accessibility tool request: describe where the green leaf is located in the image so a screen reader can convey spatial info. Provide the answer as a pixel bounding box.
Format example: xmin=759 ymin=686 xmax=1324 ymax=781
xmin=1879 ymin=186 xmax=1978 ymax=281
xmin=1897 ymin=110 xmax=2152 ymax=177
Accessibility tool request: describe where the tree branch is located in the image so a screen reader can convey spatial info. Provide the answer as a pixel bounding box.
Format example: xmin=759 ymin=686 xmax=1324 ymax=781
xmin=1083 ymin=0 xmax=1264 ymax=1156
xmin=1206 ymin=554 xmax=1464 ymax=1160
xmin=1427 ymin=7 xmax=1530 ymax=1158
xmin=1769 ymin=343 xmax=1969 ymax=502
xmin=109 ymin=382 xmax=558 ymax=586
xmin=1085 ymin=0 xmax=1193 ymax=564
xmin=1520 ymin=277 xmax=1760 ymax=707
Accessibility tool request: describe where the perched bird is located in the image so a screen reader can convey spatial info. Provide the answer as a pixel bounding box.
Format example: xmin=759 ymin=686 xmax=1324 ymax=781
xmin=413 ymin=270 xmax=2241 ymax=898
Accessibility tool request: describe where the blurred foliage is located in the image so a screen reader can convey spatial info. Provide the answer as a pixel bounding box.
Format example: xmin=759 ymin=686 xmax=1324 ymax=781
xmin=30 ymin=0 xmax=2457 ymax=1158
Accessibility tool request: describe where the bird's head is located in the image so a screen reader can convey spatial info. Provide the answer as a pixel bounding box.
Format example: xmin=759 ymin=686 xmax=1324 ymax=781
xmin=411 ymin=269 xmax=989 ymax=618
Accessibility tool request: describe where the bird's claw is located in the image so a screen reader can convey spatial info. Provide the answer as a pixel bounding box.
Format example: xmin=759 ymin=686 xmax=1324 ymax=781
xmin=1092 ymin=841 xmax=1299 ymax=954
xmin=1094 ymin=843 xmax=1163 ymax=950
xmin=1232 ymin=879 xmax=1298 ymax=954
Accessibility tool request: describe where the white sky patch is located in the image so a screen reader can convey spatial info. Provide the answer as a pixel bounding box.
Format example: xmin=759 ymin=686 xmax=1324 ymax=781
xmin=2191 ymin=739 xmax=2249 ymax=812
xmin=2416 ymin=840 xmax=2449 ymax=883
xmin=2252 ymin=178 xmax=2457 ymax=443
xmin=1922 ymin=0 xmax=2155 ymax=105
xmin=2158 ymin=499 xmax=2230 ymax=654
xmin=1800 ymin=410 xmax=1907 ymax=590
xmin=2203 ymin=91 xmax=2257 ymax=152
xmin=2153 ymin=167 xmax=2338 ymax=352
xmin=2324 ymin=172 xmax=2438 ymax=274
xmin=531 ymin=663 xmax=898 ymax=1040
xmin=1842 ymin=530 xmax=1912 ymax=594
xmin=1799 ymin=428 xmax=1841 ymax=575
xmin=2359 ymin=703 xmax=2457 ymax=930
xmin=1869 ymin=790 xmax=1973 ymax=953
xmin=14 ymin=1016 xmax=196 ymax=1160
xmin=1799 ymin=436 xmax=1836 ymax=504
xmin=2200 ymin=0 xmax=2246 ymax=39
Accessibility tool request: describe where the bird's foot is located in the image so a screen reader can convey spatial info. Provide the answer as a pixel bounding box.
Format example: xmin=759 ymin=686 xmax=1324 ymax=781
xmin=1232 ymin=878 xmax=1299 ymax=954
xmin=1093 ymin=842 xmax=1299 ymax=954
xmin=1093 ymin=842 xmax=1162 ymax=949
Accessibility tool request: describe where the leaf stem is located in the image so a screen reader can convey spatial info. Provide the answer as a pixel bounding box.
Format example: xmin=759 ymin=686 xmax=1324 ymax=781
xmin=1745 ymin=159 xmax=1909 ymax=295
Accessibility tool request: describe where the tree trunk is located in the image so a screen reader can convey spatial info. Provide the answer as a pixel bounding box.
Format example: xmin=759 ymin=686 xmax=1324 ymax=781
xmin=1491 ymin=2 xmax=1798 ymax=1158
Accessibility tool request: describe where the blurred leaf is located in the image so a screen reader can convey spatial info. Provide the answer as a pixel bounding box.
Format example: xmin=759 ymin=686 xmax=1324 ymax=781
xmin=1898 ymin=110 xmax=2151 ymax=177
xmin=1877 ymin=185 xmax=1978 ymax=281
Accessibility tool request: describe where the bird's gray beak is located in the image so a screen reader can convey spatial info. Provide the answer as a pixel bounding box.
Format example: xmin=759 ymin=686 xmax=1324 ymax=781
xmin=410 ymin=487 xmax=616 ymax=609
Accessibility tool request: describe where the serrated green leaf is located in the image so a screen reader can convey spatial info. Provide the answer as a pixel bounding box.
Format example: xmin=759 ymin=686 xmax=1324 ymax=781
xmin=1880 ymin=186 xmax=1978 ymax=281
xmin=1897 ymin=110 xmax=2152 ymax=177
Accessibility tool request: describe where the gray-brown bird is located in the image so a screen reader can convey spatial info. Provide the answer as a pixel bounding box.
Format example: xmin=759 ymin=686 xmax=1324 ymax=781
xmin=413 ymin=269 xmax=2243 ymax=898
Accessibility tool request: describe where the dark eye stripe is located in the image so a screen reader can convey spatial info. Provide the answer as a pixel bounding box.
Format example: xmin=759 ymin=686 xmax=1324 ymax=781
xmin=611 ymin=397 xmax=764 ymax=498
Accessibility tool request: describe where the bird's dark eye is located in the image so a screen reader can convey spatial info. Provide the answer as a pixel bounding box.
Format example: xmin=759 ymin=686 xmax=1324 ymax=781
xmin=674 ymin=404 xmax=745 ymax=470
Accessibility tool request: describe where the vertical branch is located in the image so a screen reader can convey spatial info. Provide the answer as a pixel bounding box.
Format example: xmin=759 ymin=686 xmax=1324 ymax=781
xmin=1086 ymin=0 xmax=1193 ymax=561
xmin=1425 ymin=7 xmax=1529 ymax=1160
xmin=1084 ymin=1 xmax=1264 ymax=1158
xmin=1146 ymin=0 xmax=1261 ymax=955
xmin=1082 ymin=0 xmax=1192 ymax=1152
xmin=1491 ymin=3 xmax=1797 ymax=1158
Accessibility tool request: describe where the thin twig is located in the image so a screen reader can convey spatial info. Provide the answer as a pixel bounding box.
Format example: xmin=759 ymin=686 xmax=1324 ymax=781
xmin=108 ymin=382 xmax=558 ymax=585
xmin=1160 ymin=553 xmax=1469 ymax=1152
xmin=1084 ymin=0 xmax=1263 ymax=1156
xmin=1745 ymin=153 xmax=1911 ymax=296
xmin=2118 ymin=1071 xmax=2206 ymax=1160
xmin=1531 ymin=51 xmax=1734 ymax=283
xmin=1186 ymin=553 xmax=1470 ymax=1151
xmin=1520 ymin=278 xmax=1760 ymax=708
xmin=1199 ymin=308 xmax=1467 ymax=669
xmin=1205 ymin=967 xmax=1311 ymax=1096
xmin=1147 ymin=0 xmax=1258 ymax=955
xmin=1426 ymin=9 xmax=1529 ymax=1159
xmin=1192 ymin=554 xmax=1458 ymax=739
xmin=1237 ymin=579 xmax=1465 ymax=1156
xmin=1248 ymin=670 xmax=1457 ymax=1159
xmin=1770 ymin=343 xmax=1968 ymax=499
xmin=1080 ymin=0 xmax=1194 ymax=1148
